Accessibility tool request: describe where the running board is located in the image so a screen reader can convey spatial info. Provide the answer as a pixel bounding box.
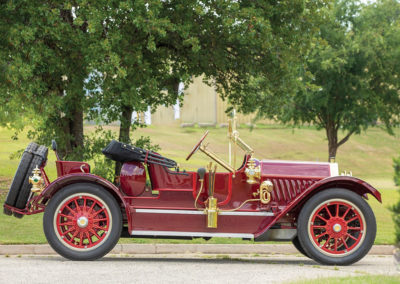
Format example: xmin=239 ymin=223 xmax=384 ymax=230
xmin=130 ymin=230 xmax=254 ymax=239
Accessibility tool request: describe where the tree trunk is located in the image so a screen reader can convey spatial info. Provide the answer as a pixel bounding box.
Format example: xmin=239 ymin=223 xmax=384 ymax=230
xmin=326 ymin=121 xmax=338 ymax=162
xmin=56 ymin=87 xmax=84 ymax=160
xmin=325 ymin=119 xmax=355 ymax=162
xmin=115 ymin=105 xmax=133 ymax=177
xmin=70 ymin=106 xmax=84 ymax=159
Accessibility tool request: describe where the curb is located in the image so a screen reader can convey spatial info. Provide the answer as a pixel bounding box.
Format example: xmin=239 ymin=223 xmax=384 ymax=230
xmin=0 ymin=244 xmax=395 ymax=256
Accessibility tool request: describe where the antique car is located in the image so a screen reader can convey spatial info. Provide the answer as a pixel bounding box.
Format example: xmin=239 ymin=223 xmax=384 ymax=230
xmin=3 ymin=119 xmax=380 ymax=265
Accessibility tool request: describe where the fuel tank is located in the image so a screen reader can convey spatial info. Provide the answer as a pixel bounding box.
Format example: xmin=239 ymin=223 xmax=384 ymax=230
xmin=260 ymin=160 xmax=338 ymax=178
xmin=120 ymin=161 xmax=146 ymax=196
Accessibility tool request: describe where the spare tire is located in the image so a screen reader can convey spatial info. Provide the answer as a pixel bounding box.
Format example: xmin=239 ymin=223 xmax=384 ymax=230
xmin=4 ymin=142 xmax=39 ymax=214
xmin=14 ymin=145 xmax=48 ymax=210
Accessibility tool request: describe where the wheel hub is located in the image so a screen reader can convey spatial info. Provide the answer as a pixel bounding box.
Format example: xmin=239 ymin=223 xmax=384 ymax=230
xmin=333 ymin=223 xmax=342 ymax=233
xmin=326 ymin=217 xmax=347 ymax=238
xmin=77 ymin=216 xmax=89 ymax=228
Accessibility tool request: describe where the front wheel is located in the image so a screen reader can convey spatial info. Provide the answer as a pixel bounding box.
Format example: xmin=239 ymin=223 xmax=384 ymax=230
xmin=297 ymin=188 xmax=376 ymax=265
xmin=43 ymin=183 xmax=122 ymax=261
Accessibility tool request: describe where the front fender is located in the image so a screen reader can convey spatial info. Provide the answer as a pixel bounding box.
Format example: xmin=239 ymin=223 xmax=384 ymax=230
xmin=255 ymin=176 xmax=381 ymax=239
xmin=40 ymin=173 xmax=132 ymax=230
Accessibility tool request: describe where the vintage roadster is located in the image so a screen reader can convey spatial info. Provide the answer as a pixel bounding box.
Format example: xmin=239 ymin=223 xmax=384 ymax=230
xmin=3 ymin=120 xmax=380 ymax=265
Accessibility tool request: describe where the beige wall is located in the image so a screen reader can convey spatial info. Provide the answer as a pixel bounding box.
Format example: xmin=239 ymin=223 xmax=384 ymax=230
xmin=180 ymin=76 xmax=217 ymax=124
xmin=151 ymin=76 xmax=269 ymax=126
xmin=151 ymin=104 xmax=176 ymax=125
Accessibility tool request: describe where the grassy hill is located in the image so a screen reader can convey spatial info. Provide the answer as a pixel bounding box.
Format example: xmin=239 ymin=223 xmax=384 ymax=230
xmin=0 ymin=124 xmax=399 ymax=245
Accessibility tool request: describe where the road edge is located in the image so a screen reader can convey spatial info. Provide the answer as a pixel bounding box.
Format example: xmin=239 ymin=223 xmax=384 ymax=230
xmin=0 ymin=244 xmax=395 ymax=256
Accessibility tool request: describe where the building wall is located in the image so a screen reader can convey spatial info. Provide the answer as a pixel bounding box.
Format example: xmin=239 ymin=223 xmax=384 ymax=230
xmin=180 ymin=76 xmax=217 ymax=124
xmin=151 ymin=76 xmax=269 ymax=126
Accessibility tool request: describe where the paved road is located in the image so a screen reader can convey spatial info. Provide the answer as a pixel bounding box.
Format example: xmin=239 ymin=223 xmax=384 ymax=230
xmin=0 ymin=254 xmax=398 ymax=283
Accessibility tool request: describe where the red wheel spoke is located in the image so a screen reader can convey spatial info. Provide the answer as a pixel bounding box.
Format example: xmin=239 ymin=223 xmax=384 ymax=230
xmin=341 ymin=237 xmax=349 ymax=249
xmin=324 ymin=205 xmax=333 ymax=218
xmin=346 ymin=233 xmax=358 ymax=241
xmin=93 ymin=224 xmax=107 ymax=231
xmin=342 ymin=207 xmax=351 ymax=218
xmin=59 ymin=213 xmax=74 ymax=220
xmin=336 ymin=204 xmax=339 ymax=217
xmin=334 ymin=238 xmax=338 ymax=251
xmin=316 ymin=215 xmax=328 ymax=223
xmin=316 ymin=232 xmax=328 ymax=240
xmin=88 ymin=201 xmax=96 ymax=213
xmin=346 ymin=216 xmax=359 ymax=224
xmin=85 ymin=232 xmax=92 ymax=245
xmin=79 ymin=232 xmax=83 ymax=246
xmin=89 ymin=207 xmax=105 ymax=218
xmin=348 ymin=227 xmax=361 ymax=230
xmin=90 ymin=229 xmax=101 ymax=240
xmin=324 ymin=237 xmax=332 ymax=248
xmin=59 ymin=221 xmax=74 ymax=226
xmin=65 ymin=205 xmax=76 ymax=216
xmin=74 ymin=199 xmax=81 ymax=213
xmin=61 ymin=228 xmax=75 ymax=236
xmin=93 ymin=218 xmax=108 ymax=223
xmin=71 ymin=230 xmax=79 ymax=240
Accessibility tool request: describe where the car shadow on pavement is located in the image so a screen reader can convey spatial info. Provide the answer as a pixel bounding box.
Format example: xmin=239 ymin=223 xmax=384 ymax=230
xmin=100 ymin=256 xmax=319 ymax=266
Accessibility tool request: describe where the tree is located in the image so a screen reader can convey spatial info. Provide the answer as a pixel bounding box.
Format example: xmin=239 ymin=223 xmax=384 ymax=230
xmin=231 ymin=0 xmax=400 ymax=160
xmin=0 ymin=2 xmax=107 ymax=159
xmin=87 ymin=0 xmax=330 ymax=175
xmin=0 ymin=0 xmax=330 ymax=174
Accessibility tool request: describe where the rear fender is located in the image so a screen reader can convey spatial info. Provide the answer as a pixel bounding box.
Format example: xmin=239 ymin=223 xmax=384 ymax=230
xmin=255 ymin=176 xmax=381 ymax=239
xmin=40 ymin=173 xmax=132 ymax=231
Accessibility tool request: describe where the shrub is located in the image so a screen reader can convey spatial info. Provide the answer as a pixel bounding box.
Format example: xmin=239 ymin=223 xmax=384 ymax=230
xmin=391 ymin=155 xmax=400 ymax=245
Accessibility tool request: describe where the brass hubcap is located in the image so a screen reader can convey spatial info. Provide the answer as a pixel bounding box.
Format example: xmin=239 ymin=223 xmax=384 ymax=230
xmin=333 ymin=223 xmax=342 ymax=233
xmin=77 ymin=216 xmax=89 ymax=228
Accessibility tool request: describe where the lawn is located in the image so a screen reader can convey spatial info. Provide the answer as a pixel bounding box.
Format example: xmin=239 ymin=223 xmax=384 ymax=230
xmin=0 ymin=124 xmax=399 ymax=245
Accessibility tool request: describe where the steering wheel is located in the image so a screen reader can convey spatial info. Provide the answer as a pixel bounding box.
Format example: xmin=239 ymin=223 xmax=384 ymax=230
xmin=186 ymin=130 xmax=209 ymax=161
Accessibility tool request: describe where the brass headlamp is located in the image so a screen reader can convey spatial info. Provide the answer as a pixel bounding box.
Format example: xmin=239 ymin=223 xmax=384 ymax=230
xmin=29 ymin=166 xmax=45 ymax=194
xmin=245 ymin=159 xmax=261 ymax=184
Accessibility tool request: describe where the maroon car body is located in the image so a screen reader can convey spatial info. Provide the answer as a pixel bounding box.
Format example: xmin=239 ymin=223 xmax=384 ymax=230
xmin=3 ymin=129 xmax=380 ymax=265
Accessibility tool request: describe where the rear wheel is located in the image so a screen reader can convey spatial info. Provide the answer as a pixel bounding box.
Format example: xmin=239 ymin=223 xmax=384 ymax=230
xmin=43 ymin=183 xmax=122 ymax=260
xmin=292 ymin=235 xmax=309 ymax=258
xmin=297 ymin=188 xmax=376 ymax=265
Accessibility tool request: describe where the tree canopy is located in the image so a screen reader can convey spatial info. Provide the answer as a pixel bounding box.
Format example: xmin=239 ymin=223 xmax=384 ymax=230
xmin=230 ymin=0 xmax=400 ymax=160
xmin=0 ymin=0 xmax=329 ymax=175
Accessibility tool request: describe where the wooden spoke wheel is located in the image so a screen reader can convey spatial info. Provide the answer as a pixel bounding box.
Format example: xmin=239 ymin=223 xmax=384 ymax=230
xmin=297 ymin=188 xmax=376 ymax=265
xmin=44 ymin=183 xmax=122 ymax=261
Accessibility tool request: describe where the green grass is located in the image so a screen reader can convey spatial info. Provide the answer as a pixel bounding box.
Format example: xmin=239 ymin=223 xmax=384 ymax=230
xmin=0 ymin=124 xmax=399 ymax=245
xmin=292 ymin=275 xmax=400 ymax=284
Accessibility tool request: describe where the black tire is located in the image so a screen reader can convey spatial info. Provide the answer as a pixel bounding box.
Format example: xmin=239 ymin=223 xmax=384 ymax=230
xmin=5 ymin=142 xmax=39 ymax=208
xmin=3 ymin=207 xmax=13 ymax=216
xmin=297 ymin=188 xmax=376 ymax=265
xmin=14 ymin=145 xmax=48 ymax=210
xmin=43 ymin=183 xmax=122 ymax=261
xmin=292 ymin=235 xmax=309 ymax=258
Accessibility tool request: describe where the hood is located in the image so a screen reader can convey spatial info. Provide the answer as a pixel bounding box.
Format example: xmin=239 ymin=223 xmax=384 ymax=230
xmin=260 ymin=160 xmax=338 ymax=178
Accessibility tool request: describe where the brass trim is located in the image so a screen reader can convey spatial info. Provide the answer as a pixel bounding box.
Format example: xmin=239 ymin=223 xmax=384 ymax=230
xmin=245 ymin=159 xmax=261 ymax=184
xmin=194 ymin=178 xmax=205 ymax=210
xmin=206 ymin=197 xmax=218 ymax=228
xmin=259 ymin=180 xmax=274 ymax=204
xmin=199 ymin=145 xmax=234 ymax=173
xmin=232 ymin=132 xmax=254 ymax=155
xmin=29 ymin=166 xmax=45 ymax=194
